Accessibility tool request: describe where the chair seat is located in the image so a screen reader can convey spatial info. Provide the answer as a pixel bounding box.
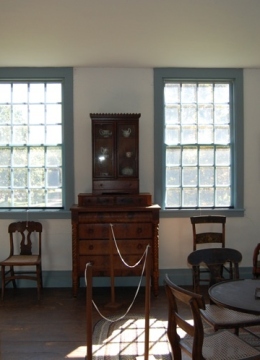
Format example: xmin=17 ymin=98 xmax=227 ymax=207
xmin=1 ymin=255 xmax=40 ymax=266
xmin=181 ymin=330 xmax=260 ymax=360
xmin=201 ymin=304 xmax=260 ymax=330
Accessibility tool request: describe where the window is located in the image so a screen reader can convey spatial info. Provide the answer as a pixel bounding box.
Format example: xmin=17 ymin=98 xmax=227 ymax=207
xmin=0 ymin=68 xmax=73 ymax=219
xmin=154 ymin=68 xmax=244 ymax=217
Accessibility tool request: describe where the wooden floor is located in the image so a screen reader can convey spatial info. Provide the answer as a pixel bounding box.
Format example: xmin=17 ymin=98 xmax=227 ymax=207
xmin=0 ymin=285 xmax=173 ymax=360
xmin=0 ymin=285 xmax=210 ymax=360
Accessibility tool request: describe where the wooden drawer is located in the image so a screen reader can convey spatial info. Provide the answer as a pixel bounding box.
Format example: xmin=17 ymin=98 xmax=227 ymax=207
xmin=79 ymin=254 xmax=146 ymax=276
xmin=78 ymin=193 xmax=152 ymax=207
xmin=79 ymin=239 xmax=150 ymax=255
xmin=78 ymin=223 xmax=152 ymax=239
xmin=93 ymin=179 xmax=139 ymax=193
xmin=78 ymin=211 xmax=154 ymax=223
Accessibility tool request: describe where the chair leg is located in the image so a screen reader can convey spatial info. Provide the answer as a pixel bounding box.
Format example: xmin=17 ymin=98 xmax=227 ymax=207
xmin=36 ymin=265 xmax=41 ymax=300
xmin=10 ymin=266 xmax=16 ymax=288
xmin=1 ymin=265 xmax=5 ymax=300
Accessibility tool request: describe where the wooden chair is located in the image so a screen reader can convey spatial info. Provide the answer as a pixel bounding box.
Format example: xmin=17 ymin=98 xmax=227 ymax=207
xmin=0 ymin=221 xmax=43 ymax=300
xmin=164 ymin=274 xmax=260 ymax=360
xmin=187 ymin=248 xmax=260 ymax=335
xmin=190 ymin=215 xmax=226 ymax=288
xmin=252 ymin=243 xmax=260 ymax=278
xmin=187 ymin=247 xmax=240 ymax=293
xmin=190 ymin=215 xmax=226 ymax=251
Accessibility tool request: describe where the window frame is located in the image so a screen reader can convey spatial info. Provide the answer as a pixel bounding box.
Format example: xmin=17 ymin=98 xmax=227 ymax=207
xmin=154 ymin=68 xmax=244 ymax=218
xmin=0 ymin=67 xmax=74 ymax=219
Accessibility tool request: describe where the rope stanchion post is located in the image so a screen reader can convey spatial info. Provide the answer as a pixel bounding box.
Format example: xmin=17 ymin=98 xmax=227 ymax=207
xmin=144 ymin=245 xmax=151 ymax=360
xmin=104 ymin=225 xmax=122 ymax=309
xmin=86 ymin=263 xmax=93 ymax=360
xmin=85 ymin=224 xmax=152 ymax=359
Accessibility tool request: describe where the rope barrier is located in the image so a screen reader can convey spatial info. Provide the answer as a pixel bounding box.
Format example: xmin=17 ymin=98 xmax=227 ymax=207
xmin=85 ymin=223 xmax=151 ymax=360
xmin=85 ymin=243 xmax=149 ymax=322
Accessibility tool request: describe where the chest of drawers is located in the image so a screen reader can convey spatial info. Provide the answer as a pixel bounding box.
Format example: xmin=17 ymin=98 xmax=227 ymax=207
xmin=70 ymin=193 xmax=160 ymax=296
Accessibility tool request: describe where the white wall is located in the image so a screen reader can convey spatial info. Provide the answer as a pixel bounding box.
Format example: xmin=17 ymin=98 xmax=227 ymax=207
xmin=1 ymin=67 xmax=260 ymax=277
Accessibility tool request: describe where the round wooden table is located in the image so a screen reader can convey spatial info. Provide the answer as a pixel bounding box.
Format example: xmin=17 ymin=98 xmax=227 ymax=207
xmin=209 ymin=279 xmax=260 ymax=315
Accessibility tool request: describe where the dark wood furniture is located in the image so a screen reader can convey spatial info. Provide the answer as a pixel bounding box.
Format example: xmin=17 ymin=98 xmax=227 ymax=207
xmin=209 ymin=279 xmax=260 ymax=315
xmin=253 ymin=243 xmax=260 ymax=278
xmin=188 ymin=248 xmax=260 ymax=335
xmin=0 ymin=221 xmax=43 ymax=300
xmin=190 ymin=215 xmax=226 ymax=289
xmin=164 ymin=275 xmax=260 ymax=360
xmin=187 ymin=247 xmax=241 ymax=294
xmin=190 ymin=215 xmax=226 ymax=251
xmin=91 ymin=113 xmax=140 ymax=194
xmin=70 ymin=193 xmax=160 ymax=297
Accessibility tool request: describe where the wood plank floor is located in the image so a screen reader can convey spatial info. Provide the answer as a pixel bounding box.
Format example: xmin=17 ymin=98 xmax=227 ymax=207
xmin=0 ymin=285 xmax=207 ymax=360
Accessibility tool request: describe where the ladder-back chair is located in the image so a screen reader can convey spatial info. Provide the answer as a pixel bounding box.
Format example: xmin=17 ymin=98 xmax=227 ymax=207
xmin=164 ymin=274 xmax=260 ymax=360
xmin=187 ymin=248 xmax=260 ymax=335
xmin=0 ymin=221 xmax=43 ymax=300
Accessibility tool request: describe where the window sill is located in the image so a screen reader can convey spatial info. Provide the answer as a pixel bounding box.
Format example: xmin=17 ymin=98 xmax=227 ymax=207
xmin=0 ymin=209 xmax=72 ymax=220
xmin=159 ymin=208 xmax=245 ymax=218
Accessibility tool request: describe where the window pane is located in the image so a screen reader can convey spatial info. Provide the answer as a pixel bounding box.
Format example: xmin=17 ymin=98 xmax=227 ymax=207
xmin=165 ymin=83 xmax=180 ymax=103
xmin=0 ymin=168 xmax=10 ymax=186
xmin=182 ymin=84 xmax=196 ymax=103
xmin=199 ymin=188 xmax=214 ymax=206
xmin=166 ymin=188 xmax=181 ymax=207
xmin=0 ymin=78 xmax=66 ymax=208
xmin=29 ymin=84 xmax=45 ymax=103
xmin=165 ymin=105 xmax=180 ymax=124
xmin=183 ymin=167 xmax=197 ymax=186
xmin=13 ymin=84 xmax=28 ymax=103
xmin=46 ymin=147 xmax=62 ymax=166
xmin=0 ymin=105 xmax=11 ymax=124
xmin=163 ymin=78 xmax=233 ymax=209
xmin=166 ymin=167 xmax=180 ymax=186
xmin=199 ymin=167 xmax=214 ymax=186
xmin=30 ymin=168 xmax=45 ymax=187
xmin=183 ymin=147 xmax=197 ymax=165
xmin=183 ymin=188 xmax=197 ymax=207
xmin=13 ymin=147 xmax=27 ymax=166
xmin=165 ymin=126 xmax=180 ymax=145
xmin=199 ymin=147 xmax=214 ymax=165
xmin=13 ymin=105 xmax=28 ymax=124
xmin=0 ymin=147 xmax=11 ymax=165
xmin=29 ymin=105 xmax=45 ymax=124
xmin=29 ymin=147 xmax=44 ymax=166
xmin=0 ymin=84 xmax=11 ymax=102
xmin=46 ymin=83 xmax=61 ymax=103
xmin=198 ymin=84 xmax=213 ymax=103
xmin=13 ymin=168 xmax=28 ymax=187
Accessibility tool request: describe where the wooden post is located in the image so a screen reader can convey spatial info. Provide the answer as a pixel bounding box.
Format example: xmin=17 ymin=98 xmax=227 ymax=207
xmin=105 ymin=224 xmax=122 ymax=309
xmin=86 ymin=263 xmax=92 ymax=360
xmin=144 ymin=245 xmax=151 ymax=360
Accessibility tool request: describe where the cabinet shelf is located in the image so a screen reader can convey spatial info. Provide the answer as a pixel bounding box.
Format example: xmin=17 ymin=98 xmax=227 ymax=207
xmin=91 ymin=113 xmax=140 ymax=194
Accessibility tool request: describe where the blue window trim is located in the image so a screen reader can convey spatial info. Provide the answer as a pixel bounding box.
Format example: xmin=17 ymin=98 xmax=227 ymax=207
xmin=154 ymin=68 xmax=244 ymax=218
xmin=0 ymin=67 xmax=74 ymax=219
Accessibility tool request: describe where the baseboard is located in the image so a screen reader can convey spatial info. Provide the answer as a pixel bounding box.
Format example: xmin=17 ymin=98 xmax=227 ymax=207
xmin=0 ymin=267 xmax=254 ymax=289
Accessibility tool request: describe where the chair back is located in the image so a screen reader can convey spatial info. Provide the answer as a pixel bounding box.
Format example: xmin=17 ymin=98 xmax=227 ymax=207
xmin=164 ymin=274 xmax=205 ymax=360
xmin=253 ymin=243 xmax=260 ymax=278
xmin=187 ymin=247 xmax=242 ymax=293
xmin=8 ymin=221 xmax=42 ymax=256
xmin=190 ymin=215 xmax=226 ymax=251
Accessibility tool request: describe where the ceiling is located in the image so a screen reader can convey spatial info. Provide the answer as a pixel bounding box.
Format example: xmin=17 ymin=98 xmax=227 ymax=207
xmin=1 ymin=0 xmax=260 ymax=68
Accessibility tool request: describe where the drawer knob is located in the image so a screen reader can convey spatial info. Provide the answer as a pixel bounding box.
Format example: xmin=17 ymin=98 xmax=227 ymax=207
xmin=88 ymin=228 xmax=94 ymax=234
xmin=89 ymin=245 xmax=94 ymax=250
xmin=137 ymin=227 xmax=143 ymax=234
xmin=137 ymin=243 xmax=143 ymax=249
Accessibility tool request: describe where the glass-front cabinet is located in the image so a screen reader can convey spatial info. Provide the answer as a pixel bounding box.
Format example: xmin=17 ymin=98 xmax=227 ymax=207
xmin=91 ymin=113 xmax=140 ymax=194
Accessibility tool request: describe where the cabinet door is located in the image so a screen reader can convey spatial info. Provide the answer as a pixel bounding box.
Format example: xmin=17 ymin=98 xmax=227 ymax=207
xmin=92 ymin=122 xmax=116 ymax=178
xmin=117 ymin=121 xmax=138 ymax=178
